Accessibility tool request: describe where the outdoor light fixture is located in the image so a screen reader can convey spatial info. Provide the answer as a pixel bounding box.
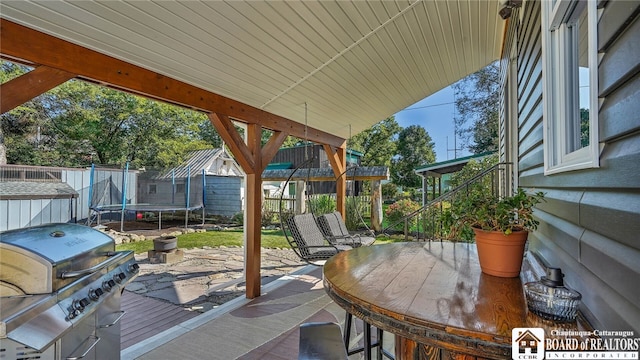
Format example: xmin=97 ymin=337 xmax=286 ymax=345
xmin=524 ymin=267 xmax=582 ymax=322
xmin=498 ymin=0 xmax=523 ymax=20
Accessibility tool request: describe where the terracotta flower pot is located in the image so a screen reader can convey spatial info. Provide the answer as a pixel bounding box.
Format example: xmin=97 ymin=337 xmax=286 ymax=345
xmin=473 ymin=228 xmax=528 ymax=278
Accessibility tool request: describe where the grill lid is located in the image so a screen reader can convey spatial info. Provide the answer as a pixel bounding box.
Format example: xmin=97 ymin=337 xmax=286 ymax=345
xmin=0 ymin=223 xmax=116 ymax=294
xmin=0 ymin=223 xmax=114 ymax=264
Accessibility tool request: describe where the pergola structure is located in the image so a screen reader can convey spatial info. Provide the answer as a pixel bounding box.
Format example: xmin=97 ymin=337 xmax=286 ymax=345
xmin=0 ymin=1 xmax=504 ymax=298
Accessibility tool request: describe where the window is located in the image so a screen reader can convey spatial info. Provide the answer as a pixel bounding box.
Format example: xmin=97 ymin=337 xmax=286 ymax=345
xmin=148 ymin=184 xmax=157 ymax=194
xmin=288 ymin=182 xmax=296 ymax=196
xmin=542 ymin=0 xmax=599 ymax=174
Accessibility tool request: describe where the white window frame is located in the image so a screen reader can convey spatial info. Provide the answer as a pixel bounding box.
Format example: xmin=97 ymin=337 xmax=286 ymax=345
xmin=541 ymin=0 xmax=600 ymax=175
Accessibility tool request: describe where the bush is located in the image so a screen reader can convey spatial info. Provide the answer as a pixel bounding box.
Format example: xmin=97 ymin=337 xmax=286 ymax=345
xmin=381 ymin=182 xmax=399 ymax=200
xmin=385 ymin=198 xmax=421 ymax=231
xmin=231 ymin=212 xmax=243 ymax=225
xmin=308 ymin=194 xmax=336 ymax=215
xmin=345 ymin=196 xmax=365 ymax=231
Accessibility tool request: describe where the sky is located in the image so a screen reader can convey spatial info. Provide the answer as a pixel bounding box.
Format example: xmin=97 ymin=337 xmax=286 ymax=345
xmin=393 ymin=86 xmax=472 ymax=163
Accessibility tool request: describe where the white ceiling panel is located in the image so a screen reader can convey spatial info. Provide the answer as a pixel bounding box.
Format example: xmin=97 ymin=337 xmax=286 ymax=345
xmin=0 ymin=0 xmax=504 ymax=140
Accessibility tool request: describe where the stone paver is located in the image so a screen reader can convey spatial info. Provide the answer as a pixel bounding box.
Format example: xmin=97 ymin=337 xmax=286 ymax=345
xmin=127 ymin=246 xmax=307 ymax=313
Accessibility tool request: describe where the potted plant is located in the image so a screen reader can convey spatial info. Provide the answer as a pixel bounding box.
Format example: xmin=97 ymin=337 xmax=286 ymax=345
xmin=454 ymin=188 xmax=545 ymax=277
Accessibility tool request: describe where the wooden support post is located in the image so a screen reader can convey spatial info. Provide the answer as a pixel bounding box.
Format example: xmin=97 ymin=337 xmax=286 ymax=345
xmin=244 ymin=123 xmax=262 ymax=299
xmin=207 ymin=113 xmax=287 ymax=299
xmin=371 ymin=179 xmax=383 ymax=232
xmin=323 ymin=143 xmax=347 ymax=218
xmin=295 ymin=180 xmax=306 ymax=214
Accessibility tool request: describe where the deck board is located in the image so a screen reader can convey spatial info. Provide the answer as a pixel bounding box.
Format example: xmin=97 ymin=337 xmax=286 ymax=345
xmin=120 ymin=290 xmax=199 ymax=350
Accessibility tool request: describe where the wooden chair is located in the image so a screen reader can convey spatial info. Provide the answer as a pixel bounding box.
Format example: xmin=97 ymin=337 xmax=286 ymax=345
xmin=286 ymin=213 xmax=353 ymax=265
xmin=317 ymin=211 xmax=375 ymax=247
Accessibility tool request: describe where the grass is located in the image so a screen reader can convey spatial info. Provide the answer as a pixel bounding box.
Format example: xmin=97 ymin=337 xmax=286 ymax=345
xmin=115 ymin=228 xmax=401 ymax=254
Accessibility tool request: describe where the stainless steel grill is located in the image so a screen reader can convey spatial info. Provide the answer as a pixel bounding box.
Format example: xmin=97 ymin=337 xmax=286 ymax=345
xmin=0 ymin=223 xmax=139 ymax=360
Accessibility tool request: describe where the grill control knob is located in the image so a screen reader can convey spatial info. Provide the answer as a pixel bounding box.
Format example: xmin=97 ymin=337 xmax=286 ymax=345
xmin=128 ymin=263 xmax=140 ymax=273
xmin=102 ymin=279 xmax=116 ymax=292
xmin=68 ymin=309 xmax=81 ymax=320
xmin=89 ymin=288 xmax=104 ymax=301
xmin=114 ymin=272 xmax=126 ymax=283
xmin=73 ymin=298 xmax=90 ymax=312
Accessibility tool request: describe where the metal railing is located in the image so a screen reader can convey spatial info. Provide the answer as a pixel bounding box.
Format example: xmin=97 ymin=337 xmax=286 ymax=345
xmin=0 ymin=164 xmax=64 ymax=182
xmin=382 ymin=163 xmax=513 ymax=241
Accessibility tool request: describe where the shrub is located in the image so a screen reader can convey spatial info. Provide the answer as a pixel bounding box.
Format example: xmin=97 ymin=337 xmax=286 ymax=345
xmin=308 ymin=194 xmax=336 ymax=215
xmin=231 ymin=212 xmax=243 ymax=225
xmin=385 ymin=198 xmax=421 ymax=231
xmin=345 ymin=196 xmax=365 ymax=231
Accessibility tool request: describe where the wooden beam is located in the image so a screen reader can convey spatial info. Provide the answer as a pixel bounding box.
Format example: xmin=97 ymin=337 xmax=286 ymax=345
xmin=260 ymin=130 xmax=288 ymax=173
xmin=0 ymin=65 xmax=75 ymax=114
xmin=208 ymin=113 xmax=255 ymax=173
xmin=322 ymin=143 xmax=347 ymax=178
xmin=323 ymin=144 xmax=347 ymax=218
xmin=245 ymin=123 xmax=262 ymax=299
xmin=0 ymin=19 xmax=346 ymax=148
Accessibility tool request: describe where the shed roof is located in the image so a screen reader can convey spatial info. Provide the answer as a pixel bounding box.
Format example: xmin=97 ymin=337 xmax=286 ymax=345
xmin=262 ymin=166 xmax=388 ymax=182
xmin=415 ymin=151 xmax=496 ymax=176
xmin=0 ymin=182 xmax=78 ymax=200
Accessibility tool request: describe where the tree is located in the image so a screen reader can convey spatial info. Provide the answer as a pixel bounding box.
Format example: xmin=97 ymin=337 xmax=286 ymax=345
xmin=391 ymin=125 xmax=435 ymax=188
xmin=1 ymin=61 xmax=212 ymax=168
xmin=348 ymin=117 xmax=401 ymax=167
xmin=452 ymin=62 xmax=500 ymax=154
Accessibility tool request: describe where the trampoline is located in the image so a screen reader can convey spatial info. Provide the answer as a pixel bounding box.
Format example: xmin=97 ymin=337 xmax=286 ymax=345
xmin=88 ymin=162 xmax=206 ymax=231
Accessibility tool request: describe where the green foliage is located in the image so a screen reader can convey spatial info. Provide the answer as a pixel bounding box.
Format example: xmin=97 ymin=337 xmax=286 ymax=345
xmin=345 ymin=196 xmax=365 ymax=231
xmin=381 ymin=182 xmax=399 ymax=200
xmin=448 ymin=153 xmax=499 ymax=189
xmin=384 ymin=198 xmax=421 ymax=231
xmin=452 ymin=62 xmax=500 ymax=154
xmin=1 ymin=60 xmax=217 ymax=168
xmin=391 ymin=125 xmax=435 ymax=188
xmin=231 ymin=212 xmax=244 ymax=226
xmin=348 ymin=117 xmax=401 ymax=167
xmin=453 ymin=188 xmax=545 ymax=234
xmin=308 ymin=195 xmax=336 ymax=215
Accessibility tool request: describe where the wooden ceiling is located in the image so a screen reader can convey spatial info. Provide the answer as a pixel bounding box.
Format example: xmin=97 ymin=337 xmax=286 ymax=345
xmin=1 ymin=0 xmax=504 ymax=140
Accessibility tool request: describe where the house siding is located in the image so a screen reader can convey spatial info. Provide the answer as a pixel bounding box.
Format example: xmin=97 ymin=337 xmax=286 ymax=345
xmin=503 ymin=0 xmax=640 ymax=331
xmin=204 ymin=175 xmax=242 ymax=217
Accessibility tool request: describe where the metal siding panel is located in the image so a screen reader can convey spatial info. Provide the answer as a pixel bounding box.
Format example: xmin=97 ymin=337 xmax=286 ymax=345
xmin=19 ymin=199 xmax=30 ymax=228
xmin=30 ymin=198 xmax=43 ymax=227
xmin=0 ymin=201 xmax=9 ymax=231
xmin=41 ymin=199 xmax=52 ymax=225
xmin=7 ymin=200 xmax=20 ymax=230
xmin=51 ymin=200 xmax=62 ymax=223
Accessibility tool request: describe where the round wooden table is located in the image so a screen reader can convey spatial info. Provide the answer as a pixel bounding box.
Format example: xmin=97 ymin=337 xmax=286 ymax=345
xmin=323 ymin=242 xmax=591 ymax=360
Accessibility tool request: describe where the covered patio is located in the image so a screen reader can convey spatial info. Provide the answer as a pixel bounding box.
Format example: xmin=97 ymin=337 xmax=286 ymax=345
xmin=0 ymin=0 xmax=503 ymax=300
xmin=5 ymin=0 xmax=640 ymax=359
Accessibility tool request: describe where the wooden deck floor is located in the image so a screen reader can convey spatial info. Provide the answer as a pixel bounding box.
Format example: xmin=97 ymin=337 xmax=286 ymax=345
xmin=120 ymin=267 xmax=391 ymax=359
xmin=120 ymin=291 xmax=200 ymax=350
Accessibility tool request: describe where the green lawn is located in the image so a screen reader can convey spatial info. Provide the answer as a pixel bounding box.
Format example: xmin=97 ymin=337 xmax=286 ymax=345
xmin=115 ymin=229 xmax=400 ymax=254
